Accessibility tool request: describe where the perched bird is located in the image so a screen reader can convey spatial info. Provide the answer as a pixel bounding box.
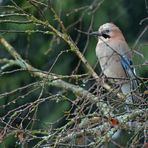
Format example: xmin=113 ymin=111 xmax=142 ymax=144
xmin=90 ymin=23 xmax=138 ymax=111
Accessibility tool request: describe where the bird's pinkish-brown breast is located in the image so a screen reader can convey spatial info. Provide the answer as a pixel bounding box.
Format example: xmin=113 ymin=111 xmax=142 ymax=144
xmin=96 ymin=39 xmax=128 ymax=79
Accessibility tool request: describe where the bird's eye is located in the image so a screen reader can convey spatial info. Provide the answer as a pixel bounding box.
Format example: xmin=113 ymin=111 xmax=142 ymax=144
xmin=106 ymin=29 xmax=110 ymax=33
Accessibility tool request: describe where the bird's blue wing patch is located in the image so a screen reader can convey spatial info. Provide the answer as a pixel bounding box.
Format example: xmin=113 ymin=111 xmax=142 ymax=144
xmin=121 ymin=55 xmax=133 ymax=71
xmin=121 ymin=55 xmax=139 ymax=103
xmin=121 ymin=55 xmax=137 ymax=79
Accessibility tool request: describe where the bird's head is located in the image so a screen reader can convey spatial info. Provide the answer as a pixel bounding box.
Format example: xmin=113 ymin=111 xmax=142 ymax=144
xmin=90 ymin=23 xmax=125 ymax=41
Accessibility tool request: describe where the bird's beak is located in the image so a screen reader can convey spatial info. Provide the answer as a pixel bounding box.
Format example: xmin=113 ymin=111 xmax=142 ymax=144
xmin=89 ymin=31 xmax=102 ymax=36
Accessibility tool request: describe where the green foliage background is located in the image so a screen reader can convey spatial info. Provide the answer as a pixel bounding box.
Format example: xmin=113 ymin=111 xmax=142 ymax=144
xmin=0 ymin=0 xmax=147 ymax=147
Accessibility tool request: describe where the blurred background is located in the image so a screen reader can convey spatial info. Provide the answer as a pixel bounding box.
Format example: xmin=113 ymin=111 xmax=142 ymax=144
xmin=0 ymin=0 xmax=147 ymax=147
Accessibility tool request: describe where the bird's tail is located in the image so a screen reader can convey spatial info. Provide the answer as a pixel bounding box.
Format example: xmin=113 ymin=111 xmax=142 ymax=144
xmin=121 ymin=78 xmax=139 ymax=112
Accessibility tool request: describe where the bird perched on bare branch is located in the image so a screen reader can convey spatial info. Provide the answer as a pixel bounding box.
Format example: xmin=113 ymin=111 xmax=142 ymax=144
xmin=90 ymin=23 xmax=138 ymax=112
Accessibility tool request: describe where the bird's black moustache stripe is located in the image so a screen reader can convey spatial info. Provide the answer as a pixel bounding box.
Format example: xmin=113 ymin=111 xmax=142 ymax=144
xmin=102 ymin=34 xmax=110 ymax=39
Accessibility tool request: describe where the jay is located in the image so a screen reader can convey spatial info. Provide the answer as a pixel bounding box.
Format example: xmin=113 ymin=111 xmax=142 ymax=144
xmin=91 ymin=23 xmax=138 ymax=111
